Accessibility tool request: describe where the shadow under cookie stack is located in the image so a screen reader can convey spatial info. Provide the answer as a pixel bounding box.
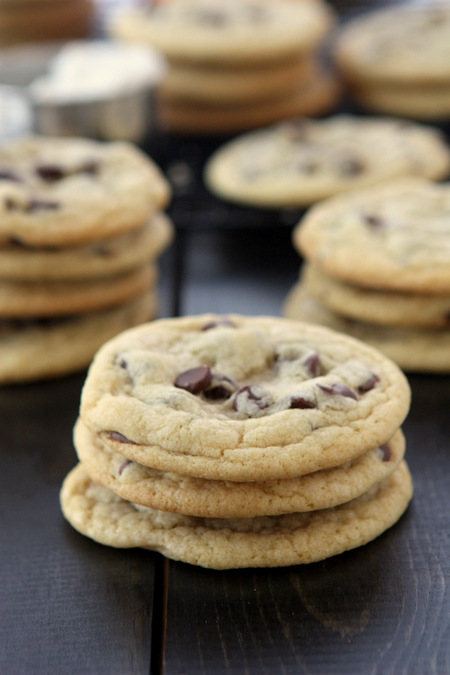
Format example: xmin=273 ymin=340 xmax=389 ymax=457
xmin=283 ymin=178 xmax=450 ymax=374
xmin=109 ymin=0 xmax=340 ymax=135
xmin=0 ymin=135 xmax=173 ymax=384
xmin=61 ymin=314 xmax=413 ymax=570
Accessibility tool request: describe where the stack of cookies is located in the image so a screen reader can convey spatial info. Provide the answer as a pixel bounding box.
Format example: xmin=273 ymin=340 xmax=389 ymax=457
xmin=60 ymin=314 xmax=413 ymax=570
xmin=204 ymin=115 xmax=450 ymax=208
xmin=283 ymin=179 xmax=450 ymax=373
xmin=0 ymin=135 xmax=173 ymax=384
xmin=109 ymin=0 xmax=340 ymax=135
xmin=334 ymin=3 xmax=450 ymax=121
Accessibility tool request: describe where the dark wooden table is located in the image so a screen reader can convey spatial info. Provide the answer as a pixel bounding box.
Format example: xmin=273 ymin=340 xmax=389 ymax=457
xmin=1 ymin=1 xmax=450 ymax=670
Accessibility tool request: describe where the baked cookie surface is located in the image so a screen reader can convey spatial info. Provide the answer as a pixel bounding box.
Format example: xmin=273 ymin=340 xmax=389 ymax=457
xmin=335 ymin=3 xmax=450 ymax=85
xmin=75 ymin=418 xmax=405 ymax=518
xmin=204 ymin=116 xmax=450 ymax=207
xmin=80 ymin=314 xmax=410 ymax=481
xmin=0 ymin=136 xmax=170 ymax=247
xmin=294 ymin=178 xmax=450 ymax=293
xmin=110 ymin=0 xmax=334 ymax=65
xmin=60 ymin=460 xmax=413 ymax=569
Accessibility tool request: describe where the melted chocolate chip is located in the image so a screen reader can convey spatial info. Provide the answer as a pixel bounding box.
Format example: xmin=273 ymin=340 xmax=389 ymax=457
xmin=175 ymin=365 xmax=212 ymax=394
xmin=337 ymin=157 xmax=365 ymax=176
xmin=363 ymin=213 xmax=384 ymax=229
xmin=118 ymin=458 xmax=132 ymax=475
xmin=35 ymin=164 xmax=65 ymax=182
xmin=358 ymin=374 xmax=380 ymax=394
xmin=27 ymin=199 xmax=60 ymax=213
xmin=106 ymin=431 xmax=137 ymax=444
xmin=4 ymin=197 xmax=18 ymax=211
xmin=196 ymin=9 xmax=227 ymax=26
xmin=289 ymin=396 xmax=316 ymax=409
xmin=378 ymin=444 xmax=391 ymax=462
xmin=317 ymin=383 xmax=358 ymax=400
xmin=303 ymin=353 xmax=321 ymax=378
xmin=296 ymin=161 xmax=319 ymax=175
xmin=0 ymin=169 xmax=21 ymax=182
xmin=202 ymin=374 xmax=236 ymax=401
xmin=202 ymin=319 xmax=235 ymax=331
xmin=79 ymin=160 xmax=99 ymax=175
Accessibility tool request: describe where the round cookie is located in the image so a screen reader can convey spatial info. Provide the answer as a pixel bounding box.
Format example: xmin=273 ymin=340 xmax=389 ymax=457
xmin=0 ymin=292 xmax=157 ymax=384
xmin=158 ymin=55 xmax=316 ymax=105
xmin=0 ymin=135 xmax=170 ymax=247
xmin=294 ymin=178 xmax=450 ymax=294
xmin=80 ymin=314 xmax=411 ymax=482
xmin=74 ymin=418 xmax=405 ymax=518
xmin=204 ymin=116 xmax=450 ymax=208
xmin=60 ymin=461 xmax=413 ymax=569
xmin=0 ymin=263 xmax=157 ymax=317
xmin=158 ymin=71 xmax=340 ymax=135
xmin=282 ymin=284 xmax=450 ymax=374
xmin=109 ymin=0 xmax=334 ymax=66
xmin=334 ymin=3 xmax=450 ymax=86
xmin=301 ymin=263 xmax=450 ymax=328
xmin=0 ymin=213 xmax=173 ymax=281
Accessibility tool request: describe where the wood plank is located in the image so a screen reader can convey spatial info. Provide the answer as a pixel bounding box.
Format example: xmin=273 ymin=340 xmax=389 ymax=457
xmin=0 ymin=375 xmax=159 ymax=675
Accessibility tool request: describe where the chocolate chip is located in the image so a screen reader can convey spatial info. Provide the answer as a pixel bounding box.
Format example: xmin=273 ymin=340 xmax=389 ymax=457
xmin=296 ymin=161 xmax=319 ymax=175
xmin=337 ymin=157 xmax=365 ymax=176
xmin=196 ymin=9 xmax=227 ymax=26
xmin=358 ymin=373 xmax=380 ymax=393
xmin=317 ymin=383 xmax=358 ymax=400
xmin=174 ymin=365 xmax=212 ymax=394
xmin=106 ymin=431 xmax=137 ymax=444
xmin=232 ymin=385 xmax=271 ymax=413
xmin=79 ymin=160 xmax=99 ymax=175
xmin=378 ymin=444 xmax=391 ymax=462
xmin=4 ymin=197 xmax=18 ymax=211
xmin=202 ymin=319 xmax=235 ymax=331
xmin=289 ymin=396 xmax=316 ymax=409
xmin=27 ymin=199 xmax=60 ymax=213
xmin=0 ymin=169 xmax=21 ymax=182
xmin=363 ymin=213 xmax=384 ymax=229
xmin=202 ymin=374 xmax=236 ymax=401
xmin=303 ymin=352 xmax=321 ymax=378
xmin=118 ymin=459 xmax=132 ymax=475
xmin=35 ymin=164 xmax=65 ymax=182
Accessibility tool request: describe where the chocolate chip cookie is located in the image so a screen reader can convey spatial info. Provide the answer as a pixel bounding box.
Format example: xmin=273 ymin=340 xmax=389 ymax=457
xmin=204 ymin=116 xmax=450 ymax=208
xmin=80 ymin=314 xmax=411 ymax=482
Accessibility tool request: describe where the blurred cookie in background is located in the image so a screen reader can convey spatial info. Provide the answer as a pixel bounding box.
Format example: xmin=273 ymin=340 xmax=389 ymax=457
xmin=109 ymin=0 xmax=340 ymax=134
xmin=204 ymin=115 xmax=450 ymax=208
xmin=334 ymin=3 xmax=450 ymax=120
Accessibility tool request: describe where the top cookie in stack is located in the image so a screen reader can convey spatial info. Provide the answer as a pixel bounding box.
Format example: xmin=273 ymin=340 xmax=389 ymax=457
xmin=334 ymin=3 xmax=450 ymax=120
xmin=61 ymin=314 xmax=413 ymax=568
xmin=109 ymin=0 xmax=340 ymax=134
xmin=0 ymin=135 xmax=173 ymax=384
